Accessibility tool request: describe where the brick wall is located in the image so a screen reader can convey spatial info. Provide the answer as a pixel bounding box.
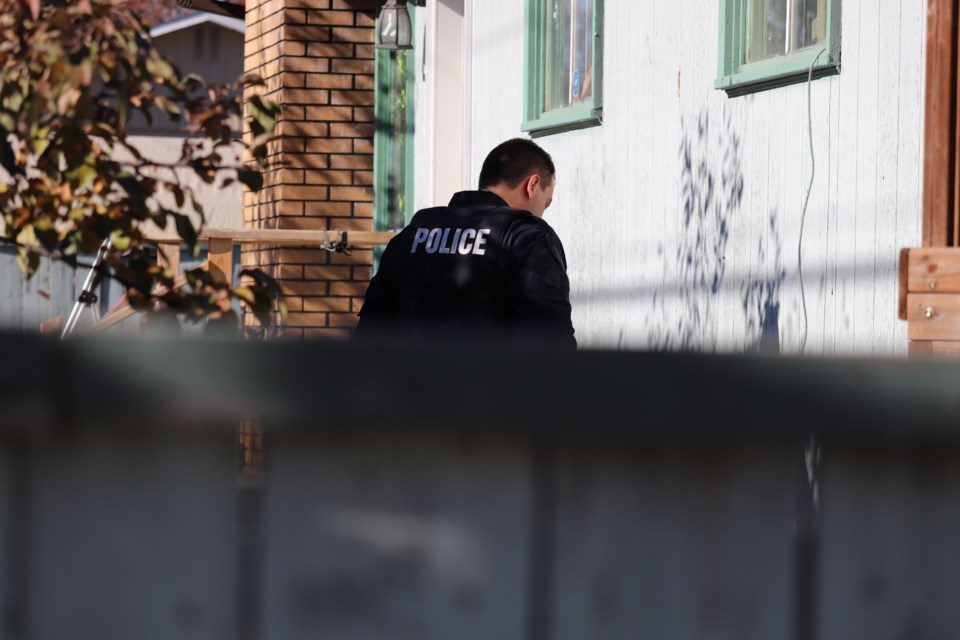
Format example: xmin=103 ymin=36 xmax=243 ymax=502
xmin=243 ymin=0 xmax=376 ymax=338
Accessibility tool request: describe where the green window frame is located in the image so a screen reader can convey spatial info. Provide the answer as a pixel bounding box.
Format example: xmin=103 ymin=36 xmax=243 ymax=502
xmin=716 ymin=0 xmax=841 ymax=96
xmin=523 ymin=0 xmax=603 ymax=137
xmin=373 ymin=7 xmax=415 ymax=266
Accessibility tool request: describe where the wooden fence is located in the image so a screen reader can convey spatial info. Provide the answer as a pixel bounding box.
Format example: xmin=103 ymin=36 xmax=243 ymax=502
xmin=3 ymin=337 xmax=960 ymax=640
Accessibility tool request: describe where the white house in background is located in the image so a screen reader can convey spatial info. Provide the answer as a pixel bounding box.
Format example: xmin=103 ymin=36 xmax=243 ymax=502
xmin=402 ymin=0 xmax=924 ymax=356
xmin=137 ymin=12 xmax=247 ymax=230
xmin=0 ymin=12 xmax=248 ymax=331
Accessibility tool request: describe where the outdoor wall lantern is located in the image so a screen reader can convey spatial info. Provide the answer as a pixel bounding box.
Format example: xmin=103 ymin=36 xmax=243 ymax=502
xmin=376 ymin=0 xmax=425 ymax=50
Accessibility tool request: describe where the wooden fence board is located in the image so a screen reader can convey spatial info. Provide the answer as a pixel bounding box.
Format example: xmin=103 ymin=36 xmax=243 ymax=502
xmin=261 ymin=432 xmax=532 ymax=640
xmin=906 ymin=248 xmax=960 ymax=293
xmin=0 ymin=250 xmax=24 ymax=329
xmin=550 ymin=443 xmax=795 ymax=640
xmin=923 ymin=0 xmax=956 ymax=247
xmin=819 ymin=446 xmax=960 ymax=640
xmin=908 ymin=340 xmax=960 ymax=357
xmin=0 ymin=446 xmax=10 ymax=640
xmin=7 ymin=341 xmax=960 ymax=639
xmin=906 ymin=293 xmax=960 ymax=340
xmin=22 ymin=428 xmax=239 ymax=640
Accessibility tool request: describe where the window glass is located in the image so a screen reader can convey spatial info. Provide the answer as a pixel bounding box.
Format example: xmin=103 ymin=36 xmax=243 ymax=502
xmin=745 ymin=0 xmax=827 ymax=64
xmin=718 ymin=0 xmax=837 ymax=95
xmin=544 ymin=0 xmax=594 ymax=112
xmin=524 ymin=0 xmax=601 ymax=134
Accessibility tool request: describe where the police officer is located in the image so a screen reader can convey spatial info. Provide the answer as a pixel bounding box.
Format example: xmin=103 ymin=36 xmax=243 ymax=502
xmin=355 ymin=138 xmax=575 ymax=348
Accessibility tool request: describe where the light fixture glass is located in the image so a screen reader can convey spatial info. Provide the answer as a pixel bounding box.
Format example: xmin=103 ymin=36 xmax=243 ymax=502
xmin=376 ymin=0 xmax=413 ymax=50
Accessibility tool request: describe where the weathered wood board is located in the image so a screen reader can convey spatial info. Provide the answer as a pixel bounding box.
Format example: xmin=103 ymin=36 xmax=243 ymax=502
xmin=261 ymin=433 xmax=533 ymax=640
xmin=819 ymin=445 xmax=960 ymax=640
xmin=2 ymin=340 xmax=960 ymax=639
xmin=550 ymin=443 xmax=795 ymax=640
xmin=15 ymin=428 xmax=239 ymax=640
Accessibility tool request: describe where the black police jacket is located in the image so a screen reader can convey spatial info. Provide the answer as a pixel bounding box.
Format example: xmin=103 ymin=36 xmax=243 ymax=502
xmin=356 ymin=190 xmax=576 ymax=347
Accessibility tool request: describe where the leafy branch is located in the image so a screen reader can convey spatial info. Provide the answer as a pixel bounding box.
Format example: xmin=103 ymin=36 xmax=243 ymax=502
xmin=0 ymin=0 xmax=282 ymax=331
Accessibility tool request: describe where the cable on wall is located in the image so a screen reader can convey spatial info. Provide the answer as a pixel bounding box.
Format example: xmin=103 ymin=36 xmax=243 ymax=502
xmin=797 ymin=47 xmax=827 ymax=355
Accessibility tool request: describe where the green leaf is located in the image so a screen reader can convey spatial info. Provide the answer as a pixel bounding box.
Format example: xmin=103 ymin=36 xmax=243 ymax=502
xmin=248 ymin=95 xmax=278 ymax=132
xmin=109 ymin=229 xmax=131 ymax=251
xmin=145 ymin=56 xmax=176 ymax=83
xmin=0 ymin=133 xmax=15 ymax=175
xmin=29 ymin=133 xmax=50 ymax=156
xmin=33 ymin=218 xmax=59 ymax=252
xmin=3 ymin=90 xmax=23 ymax=114
xmin=249 ymin=132 xmax=277 ymax=165
xmin=237 ymin=73 xmax=266 ymax=87
xmin=149 ymin=209 xmax=167 ymax=229
xmin=0 ymin=113 xmax=15 ymax=132
xmin=232 ymin=285 xmax=256 ymax=305
xmin=15 ymin=225 xmax=40 ymax=277
xmin=16 ymin=246 xmax=40 ymax=277
xmin=116 ymin=173 xmax=143 ymax=199
xmin=191 ymin=196 xmax=205 ymax=221
xmin=236 ymin=168 xmax=263 ymax=192
xmin=155 ymin=95 xmax=181 ymax=118
xmin=16 ymin=224 xmax=38 ymax=248
xmin=173 ymin=213 xmax=198 ymax=254
xmin=66 ymin=158 xmax=96 ymax=190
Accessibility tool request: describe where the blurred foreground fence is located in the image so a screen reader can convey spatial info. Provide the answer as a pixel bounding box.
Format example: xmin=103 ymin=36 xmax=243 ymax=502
xmin=3 ymin=336 xmax=960 ymax=640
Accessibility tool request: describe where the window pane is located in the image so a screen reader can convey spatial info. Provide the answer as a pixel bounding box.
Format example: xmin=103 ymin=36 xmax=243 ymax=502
xmin=573 ymin=0 xmax=593 ymax=103
xmin=544 ymin=0 xmax=593 ymax=113
xmin=745 ymin=0 xmax=787 ymax=63
xmin=745 ymin=0 xmax=828 ymax=64
xmin=792 ymin=0 xmax=826 ymax=50
xmin=545 ymin=0 xmax=569 ymax=111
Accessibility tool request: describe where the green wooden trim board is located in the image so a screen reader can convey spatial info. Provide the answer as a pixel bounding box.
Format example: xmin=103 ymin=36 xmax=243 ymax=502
xmin=523 ymin=0 xmax=604 ymax=136
xmin=716 ymin=0 xmax=841 ymax=96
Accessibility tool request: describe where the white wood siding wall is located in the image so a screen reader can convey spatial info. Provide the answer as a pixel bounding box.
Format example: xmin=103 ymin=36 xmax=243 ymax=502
xmin=462 ymin=0 xmax=925 ymax=355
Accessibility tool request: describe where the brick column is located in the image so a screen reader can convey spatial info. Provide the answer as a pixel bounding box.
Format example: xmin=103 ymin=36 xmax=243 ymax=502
xmin=244 ymin=0 xmax=376 ymax=338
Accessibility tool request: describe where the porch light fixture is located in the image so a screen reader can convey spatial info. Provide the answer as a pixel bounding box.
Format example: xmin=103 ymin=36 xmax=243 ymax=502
xmin=376 ymin=0 xmax=414 ymax=50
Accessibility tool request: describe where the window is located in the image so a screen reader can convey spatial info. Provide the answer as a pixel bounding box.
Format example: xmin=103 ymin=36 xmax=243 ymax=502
xmin=523 ymin=0 xmax=603 ymax=136
xmin=373 ymin=3 xmax=415 ymax=268
xmin=716 ymin=0 xmax=840 ymax=96
xmin=374 ymin=48 xmax=415 ymax=232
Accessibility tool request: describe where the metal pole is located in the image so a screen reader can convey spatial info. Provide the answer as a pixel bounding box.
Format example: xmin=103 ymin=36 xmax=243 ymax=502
xmin=61 ymin=238 xmax=111 ymax=338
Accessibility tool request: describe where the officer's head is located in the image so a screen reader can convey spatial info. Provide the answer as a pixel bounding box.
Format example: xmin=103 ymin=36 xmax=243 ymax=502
xmin=478 ymin=138 xmax=555 ymax=218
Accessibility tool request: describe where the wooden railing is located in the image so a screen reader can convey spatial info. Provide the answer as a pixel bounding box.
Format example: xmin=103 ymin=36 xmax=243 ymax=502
xmin=898 ymin=247 xmax=960 ymax=355
xmin=86 ymin=228 xmax=396 ymax=332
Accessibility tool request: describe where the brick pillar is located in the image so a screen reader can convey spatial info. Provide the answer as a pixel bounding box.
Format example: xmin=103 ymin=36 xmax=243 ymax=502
xmin=243 ymin=0 xmax=376 ymax=338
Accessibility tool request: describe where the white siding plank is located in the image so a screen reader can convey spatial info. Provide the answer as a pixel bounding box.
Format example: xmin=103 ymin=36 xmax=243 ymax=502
xmin=895 ymin=0 xmax=926 ymax=350
xmin=767 ymin=87 xmax=787 ymax=354
xmin=813 ymin=77 xmax=838 ymax=356
xmin=799 ymin=75 xmax=835 ymax=357
xmin=824 ymin=76 xmax=841 ymax=355
xmin=875 ymin=0 xmax=903 ymax=356
xmin=834 ymin=0 xmax=862 ymax=354
xmin=854 ymin=0 xmax=880 ymax=353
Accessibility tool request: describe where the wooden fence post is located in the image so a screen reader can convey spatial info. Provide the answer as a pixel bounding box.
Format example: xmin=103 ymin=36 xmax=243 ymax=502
xmin=207 ymin=238 xmax=234 ymax=288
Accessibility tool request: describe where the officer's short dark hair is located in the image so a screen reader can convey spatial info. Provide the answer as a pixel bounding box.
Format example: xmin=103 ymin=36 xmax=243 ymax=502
xmin=478 ymin=138 xmax=556 ymax=190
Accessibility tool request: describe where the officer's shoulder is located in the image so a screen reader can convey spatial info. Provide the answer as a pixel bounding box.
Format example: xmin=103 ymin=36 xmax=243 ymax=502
xmin=408 ymin=206 xmax=447 ymax=225
xmin=506 ymin=212 xmax=561 ymax=243
xmin=387 ymin=208 xmax=443 ymax=240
